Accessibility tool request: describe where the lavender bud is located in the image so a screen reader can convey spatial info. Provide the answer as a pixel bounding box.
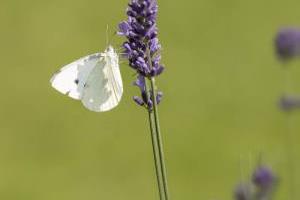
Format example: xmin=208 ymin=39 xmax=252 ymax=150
xmin=147 ymin=99 xmax=153 ymax=110
xmin=133 ymin=96 xmax=145 ymax=106
xmin=118 ymin=21 xmax=131 ymax=36
xmin=150 ymin=38 xmax=161 ymax=53
xmin=151 ymin=65 xmax=164 ymax=77
xmin=134 ymin=75 xmax=146 ymax=92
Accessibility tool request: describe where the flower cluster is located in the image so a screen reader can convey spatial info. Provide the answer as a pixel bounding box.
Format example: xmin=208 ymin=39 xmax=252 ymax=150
xmin=275 ymin=28 xmax=300 ymax=60
xmin=118 ymin=0 xmax=164 ymax=108
xmin=234 ymin=166 xmax=277 ymax=200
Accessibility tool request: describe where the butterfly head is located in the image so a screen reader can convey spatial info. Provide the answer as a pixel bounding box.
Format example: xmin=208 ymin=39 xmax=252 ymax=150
xmin=104 ymin=45 xmax=118 ymax=58
xmin=106 ymin=45 xmax=114 ymax=53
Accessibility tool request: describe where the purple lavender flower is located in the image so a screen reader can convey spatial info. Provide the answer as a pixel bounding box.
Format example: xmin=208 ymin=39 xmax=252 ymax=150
xmin=233 ymin=165 xmax=278 ymax=200
xmin=275 ymin=28 xmax=300 ymax=60
xmin=279 ymin=95 xmax=300 ymax=111
xmin=119 ymin=0 xmax=164 ymax=108
xmin=119 ymin=2 xmax=169 ymax=199
xmin=252 ymin=166 xmax=276 ymax=191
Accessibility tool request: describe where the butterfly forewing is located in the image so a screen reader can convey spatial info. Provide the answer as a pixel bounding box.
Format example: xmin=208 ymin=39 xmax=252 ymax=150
xmin=50 ymin=53 xmax=101 ymax=99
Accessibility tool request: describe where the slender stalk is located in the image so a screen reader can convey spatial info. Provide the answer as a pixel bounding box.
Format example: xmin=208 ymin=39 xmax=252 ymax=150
xmin=150 ymin=77 xmax=170 ymax=200
xmin=148 ymin=111 xmax=165 ymax=199
xmin=145 ymin=79 xmax=165 ymax=200
xmin=282 ymin=66 xmax=295 ymax=200
xmin=285 ymin=113 xmax=295 ymax=200
xmin=146 ymin=46 xmax=170 ymax=200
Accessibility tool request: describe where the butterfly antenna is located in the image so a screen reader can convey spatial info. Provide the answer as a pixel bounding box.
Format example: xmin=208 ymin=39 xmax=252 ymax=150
xmin=105 ymin=25 xmax=121 ymax=48
xmin=106 ymin=24 xmax=110 ymax=46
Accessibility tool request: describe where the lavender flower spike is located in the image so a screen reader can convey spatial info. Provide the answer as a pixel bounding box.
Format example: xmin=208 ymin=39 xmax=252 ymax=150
xmin=118 ymin=0 xmax=164 ymax=108
xmin=118 ymin=0 xmax=164 ymax=78
xmin=275 ymin=28 xmax=300 ymax=60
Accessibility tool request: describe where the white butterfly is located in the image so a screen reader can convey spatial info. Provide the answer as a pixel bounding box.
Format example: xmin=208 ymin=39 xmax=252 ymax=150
xmin=50 ymin=46 xmax=123 ymax=112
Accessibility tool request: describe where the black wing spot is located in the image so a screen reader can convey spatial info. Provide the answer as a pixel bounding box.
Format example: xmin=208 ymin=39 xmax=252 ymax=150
xmin=74 ymin=79 xmax=79 ymax=84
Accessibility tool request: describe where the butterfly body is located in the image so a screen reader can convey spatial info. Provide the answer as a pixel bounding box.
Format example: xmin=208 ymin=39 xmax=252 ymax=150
xmin=50 ymin=46 xmax=123 ymax=112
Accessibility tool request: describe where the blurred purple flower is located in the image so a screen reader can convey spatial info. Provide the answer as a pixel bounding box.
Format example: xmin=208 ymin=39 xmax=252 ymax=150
xmin=252 ymin=166 xmax=276 ymax=190
xmin=275 ymin=28 xmax=300 ymax=60
xmin=233 ymin=165 xmax=278 ymax=200
xmin=252 ymin=166 xmax=277 ymax=200
xmin=279 ymin=95 xmax=300 ymax=111
xmin=119 ymin=0 xmax=164 ymax=108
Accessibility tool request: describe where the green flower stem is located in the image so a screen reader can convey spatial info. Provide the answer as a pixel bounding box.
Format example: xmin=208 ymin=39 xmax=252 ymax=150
xmin=285 ymin=113 xmax=295 ymax=200
xmin=145 ymin=80 xmax=165 ymax=200
xmin=149 ymin=77 xmax=170 ymax=200
xmin=283 ymin=66 xmax=295 ymax=200
xmin=145 ymin=46 xmax=170 ymax=200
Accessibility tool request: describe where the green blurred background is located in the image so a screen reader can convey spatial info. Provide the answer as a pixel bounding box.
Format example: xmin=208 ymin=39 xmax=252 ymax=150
xmin=1 ymin=0 xmax=300 ymax=199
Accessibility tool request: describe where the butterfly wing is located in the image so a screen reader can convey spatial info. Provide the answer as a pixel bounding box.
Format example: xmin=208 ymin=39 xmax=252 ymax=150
xmin=50 ymin=53 xmax=101 ymax=99
xmin=81 ymin=48 xmax=123 ymax=112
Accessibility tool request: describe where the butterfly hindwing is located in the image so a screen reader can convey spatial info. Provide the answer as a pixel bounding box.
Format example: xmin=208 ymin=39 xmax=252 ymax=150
xmin=81 ymin=47 xmax=123 ymax=112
